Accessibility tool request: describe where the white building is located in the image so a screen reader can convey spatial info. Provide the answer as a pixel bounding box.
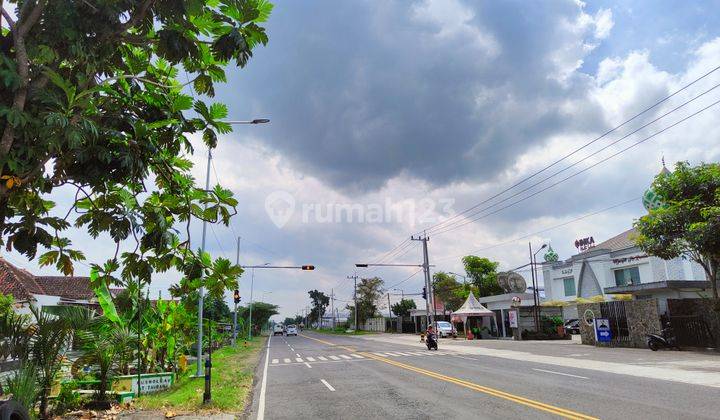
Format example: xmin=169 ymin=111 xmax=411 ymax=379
xmin=541 ymin=228 xmax=709 ymax=315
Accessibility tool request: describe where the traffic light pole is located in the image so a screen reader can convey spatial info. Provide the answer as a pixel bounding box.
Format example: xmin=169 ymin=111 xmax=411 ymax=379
xmin=232 ymin=236 xmax=241 ymax=346
xmin=347 ymin=274 xmax=359 ymax=330
xmin=412 ymin=235 xmax=432 ymax=329
xmin=196 ymin=148 xmax=212 ymax=377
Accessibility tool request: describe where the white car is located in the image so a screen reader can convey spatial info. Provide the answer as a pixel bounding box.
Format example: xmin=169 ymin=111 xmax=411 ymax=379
xmin=273 ymin=324 xmax=285 ymax=336
xmin=286 ymin=325 xmax=298 ymax=336
xmin=435 ymin=321 xmax=457 ymax=338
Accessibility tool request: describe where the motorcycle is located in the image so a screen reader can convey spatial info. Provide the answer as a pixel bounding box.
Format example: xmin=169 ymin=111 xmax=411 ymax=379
xmin=426 ymin=332 xmax=438 ymax=351
xmin=647 ymin=326 xmax=680 ymax=351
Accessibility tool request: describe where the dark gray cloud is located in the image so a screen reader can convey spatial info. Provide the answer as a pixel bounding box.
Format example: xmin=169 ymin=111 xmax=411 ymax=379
xmin=220 ymin=0 xmax=608 ymax=191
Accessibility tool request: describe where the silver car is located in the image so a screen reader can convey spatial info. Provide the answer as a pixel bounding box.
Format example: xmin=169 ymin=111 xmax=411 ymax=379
xmin=435 ymin=321 xmax=457 ymax=338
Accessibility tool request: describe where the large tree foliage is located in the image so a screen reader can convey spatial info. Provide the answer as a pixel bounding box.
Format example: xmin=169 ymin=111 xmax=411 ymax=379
xmin=236 ymin=301 xmax=278 ymax=331
xmin=307 ymin=289 xmax=329 ymax=324
xmin=0 ymin=1 xmax=271 ymax=301
xmin=634 ymin=162 xmax=720 ymax=303
xmin=462 ymin=256 xmax=502 ymax=297
xmin=432 ymin=271 xmax=465 ymax=312
xmin=347 ymin=276 xmax=384 ymax=325
xmin=390 ymin=298 xmax=416 ymax=317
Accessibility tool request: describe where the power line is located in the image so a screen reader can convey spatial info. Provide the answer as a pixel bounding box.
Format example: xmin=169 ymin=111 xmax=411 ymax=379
xmin=416 ymin=64 xmax=720 ymax=236
xmin=429 ymin=81 xmax=720 ymax=237
xmin=429 ymin=96 xmax=720 ymax=238
xmin=432 ymin=196 xmax=640 ymax=263
xmin=384 ymin=268 xmax=424 ymax=290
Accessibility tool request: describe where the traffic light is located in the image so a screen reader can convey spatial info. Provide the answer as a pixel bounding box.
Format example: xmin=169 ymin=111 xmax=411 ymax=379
xmin=422 ymin=287 xmax=427 ymax=300
xmin=301 ymin=265 xmax=315 ymax=270
xmin=233 ymin=289 xmax=241 ymax=304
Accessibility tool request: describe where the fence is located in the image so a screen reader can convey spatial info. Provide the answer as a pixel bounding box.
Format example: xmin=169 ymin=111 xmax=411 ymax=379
xmin=667 ymin=298 xmax=719 ymax=349
xmin=578 ymin=299 xmax=660 ymax=348
xmin=600 ymin=301 xmax=631 ymax=345
xmin=362 ymin=317 xmax=386 ymax=332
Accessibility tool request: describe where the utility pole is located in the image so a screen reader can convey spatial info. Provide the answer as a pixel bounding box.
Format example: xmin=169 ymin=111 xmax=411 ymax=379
xmin=347 ymin=274 xmax=359 ymax=330
xmin=232 ymin=236 xmax=240 ymax=346
xmin=411 ymin=235 xmax=433 ymax=329
xmin=330 ymin=288 xmax=335 ymax=329
xmin=387 ymin=293 xmax=392 ymax=318
xmin=196 ymin=148 xmax=212 ymax=377
xmin=528 ymin=242 xmax=540 ymax=332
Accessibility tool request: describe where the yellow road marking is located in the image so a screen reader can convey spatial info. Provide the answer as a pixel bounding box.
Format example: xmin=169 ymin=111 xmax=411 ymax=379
xmin=300 ymin=333 xmax=597 ymax=420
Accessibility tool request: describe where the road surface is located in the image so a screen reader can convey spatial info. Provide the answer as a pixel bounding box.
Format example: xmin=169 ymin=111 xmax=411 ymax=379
xmin=249 ymin=331 xmax=719 ymax=419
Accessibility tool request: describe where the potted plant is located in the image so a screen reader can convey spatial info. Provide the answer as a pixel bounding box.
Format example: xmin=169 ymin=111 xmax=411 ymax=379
xmin=550 ymin=316 xmax=565 ymax=337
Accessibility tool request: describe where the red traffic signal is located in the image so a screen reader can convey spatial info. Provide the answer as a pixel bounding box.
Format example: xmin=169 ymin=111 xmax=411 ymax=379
xmin=301 ymin=265 xmax=315 ymax=271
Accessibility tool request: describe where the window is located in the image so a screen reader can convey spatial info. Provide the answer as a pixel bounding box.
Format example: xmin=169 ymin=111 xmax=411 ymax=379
xmin=562 ymin=277 xmax=575 ymax=297
xmin=614 ymin=266 xmax=641 ymax=286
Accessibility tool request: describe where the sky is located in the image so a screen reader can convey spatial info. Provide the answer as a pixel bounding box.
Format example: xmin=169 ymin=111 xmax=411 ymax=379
xmin=5 ymin=0 xmax=720 ymax=320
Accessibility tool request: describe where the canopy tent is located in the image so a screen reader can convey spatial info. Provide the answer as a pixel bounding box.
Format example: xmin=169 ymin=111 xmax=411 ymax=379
xmin=451 ymin=293 xmax=496 ymax=338
xmin=451 ymin=292 xmax=494 ymax=321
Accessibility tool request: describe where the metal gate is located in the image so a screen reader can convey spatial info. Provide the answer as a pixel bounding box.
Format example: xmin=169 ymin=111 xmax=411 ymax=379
xmin=670 ymin=315 xmax=715 ymax=348
xmin=600 ymin=301 xmax=630 ymax=344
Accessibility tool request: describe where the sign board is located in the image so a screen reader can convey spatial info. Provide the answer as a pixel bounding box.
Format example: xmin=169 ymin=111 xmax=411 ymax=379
xmin=594 ymin=318 xmax=612 ymax=343
xmin=508 ymin=310 xmax=518 ymax=328
xmin=129 ymin=373 xmax=174 ymax=395
xmin=574 ymin=236 xmax=595 ymax=252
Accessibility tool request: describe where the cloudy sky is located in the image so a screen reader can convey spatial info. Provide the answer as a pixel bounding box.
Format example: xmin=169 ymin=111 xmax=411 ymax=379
xmin=6 ymin=0 xmax=720 ymax=320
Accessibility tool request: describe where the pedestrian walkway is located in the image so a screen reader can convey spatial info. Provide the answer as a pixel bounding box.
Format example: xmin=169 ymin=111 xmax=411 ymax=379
xmin=269 ymin=350 xmax=457 ymax=365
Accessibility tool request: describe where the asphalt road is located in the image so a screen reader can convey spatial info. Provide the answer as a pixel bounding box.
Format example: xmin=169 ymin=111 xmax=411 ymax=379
xmin=248 ymin=332 xmax=720 ymax=419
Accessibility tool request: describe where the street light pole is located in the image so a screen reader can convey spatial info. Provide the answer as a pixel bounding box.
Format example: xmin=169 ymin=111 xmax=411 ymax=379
xmin=194 ymin=118 xmax=268 ymax=377
xmin=195 ymin=148 xmax=212 ymax=377
xmin=248 ymin=267 xmax=255 ymax=340
xmin=528 ymin=242 xmax=547 ymax=332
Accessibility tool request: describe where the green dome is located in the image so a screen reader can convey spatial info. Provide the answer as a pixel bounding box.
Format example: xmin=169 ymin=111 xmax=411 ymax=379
xmin=544 ymin=245 xmax=559 ymax=262
xmin=642 ymin=164 xmax=670 ymax=212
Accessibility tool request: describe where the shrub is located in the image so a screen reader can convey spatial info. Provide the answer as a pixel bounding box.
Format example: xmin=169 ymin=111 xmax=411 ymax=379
xmin=54 ymin=380 xmax=82 ymax=415
xmin=3 ymin=362 xmax=38 ymax=413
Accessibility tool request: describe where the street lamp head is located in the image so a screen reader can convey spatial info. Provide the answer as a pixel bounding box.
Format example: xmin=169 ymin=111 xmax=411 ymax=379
xmin=355 ymin=263 xmax=368 ymax=268
xmin=251 ymin=118 xmax=270 ymax=124
xmin=540 ymin=244 xmax=547 ymax=249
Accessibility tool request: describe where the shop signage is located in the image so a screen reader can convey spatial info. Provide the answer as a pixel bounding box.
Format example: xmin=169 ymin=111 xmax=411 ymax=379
xmin=508 ymin=310 xmax=518 ymax=328
xmin=594 ymin=318 xmax=612 ymax=343
xmin=574 ymin=236 xmax=595 ymax=252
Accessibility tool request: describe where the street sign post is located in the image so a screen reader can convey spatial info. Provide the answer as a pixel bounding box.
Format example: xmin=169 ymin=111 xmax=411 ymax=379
xmin=594 ymin=318 xmax=612 ymax=343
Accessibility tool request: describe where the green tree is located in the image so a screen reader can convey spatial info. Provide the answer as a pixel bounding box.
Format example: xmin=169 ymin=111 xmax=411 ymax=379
xmin=237 ymin=302 xmax=278 ymax=332
xmin=390 ymin=298 xmax=416 ymax=317
xmin=347 ymin=277 xmax=384 ymax=326
xmin=462 ymin=256 xmax=502 ymax=297
xmin=0 ymin=292 xmax=12 ymax=315
xmin=0 ymin=0 xmax=268 ymax=308
xmin=432 ymin=272 xmax=465 ymax=312
xmin=635 ymin=162 xmax=720 ymax=303
xmin=308 ymin=289 xmax=329 ymax=324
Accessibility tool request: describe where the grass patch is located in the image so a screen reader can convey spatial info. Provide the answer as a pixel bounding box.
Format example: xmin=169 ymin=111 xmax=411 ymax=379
xmin=313 ymin=328 xmax=377 ymax=336
xmin=135 ymin=336 xmax=266 ymax=413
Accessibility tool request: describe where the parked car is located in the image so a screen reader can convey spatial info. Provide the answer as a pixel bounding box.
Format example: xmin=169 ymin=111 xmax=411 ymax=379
xmin=286 ymin=325 xmax=298 ymax=336
xmin=564 ymin=319 xmax=580 ymax=335
xmin=273 ymin=324 xmax=285 ymax=336
xmin=435 ymin=321 xmax=457 ymax=338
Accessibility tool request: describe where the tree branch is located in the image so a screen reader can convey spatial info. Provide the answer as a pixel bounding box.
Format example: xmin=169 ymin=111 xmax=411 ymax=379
xmin=121 ymin=0 xmax=155 ymax=32
xmin=1 ymin=7 xmax=15 ymax=32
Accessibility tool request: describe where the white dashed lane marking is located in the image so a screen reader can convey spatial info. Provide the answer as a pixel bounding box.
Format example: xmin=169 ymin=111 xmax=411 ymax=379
xmin=271 ymin=359 xmax=279 ymax=364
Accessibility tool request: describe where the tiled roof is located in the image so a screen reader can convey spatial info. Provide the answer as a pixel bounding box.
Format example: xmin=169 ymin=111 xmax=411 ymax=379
xmin=0 ymin=256 xmax=98 ymax=301
xmin=34 ymin=276 xmax=95 ymax=301
xmin=0 ymin=256 xmax=44 ymax=300
xmin=592 ymin=228 xmax=638 ymax=252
